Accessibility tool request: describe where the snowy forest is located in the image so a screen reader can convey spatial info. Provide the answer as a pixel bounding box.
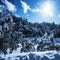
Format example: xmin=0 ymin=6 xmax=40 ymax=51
xmin=0 ymin=5 xmax=60 ymax=60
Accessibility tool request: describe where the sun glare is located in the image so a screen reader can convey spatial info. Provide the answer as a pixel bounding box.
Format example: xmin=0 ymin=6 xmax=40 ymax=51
xmin=41 ymin=1 xmax=54 ymax=17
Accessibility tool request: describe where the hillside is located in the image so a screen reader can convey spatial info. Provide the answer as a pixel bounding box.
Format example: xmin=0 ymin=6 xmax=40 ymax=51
xmin=0 ymin=4 xmax=60 ymax=55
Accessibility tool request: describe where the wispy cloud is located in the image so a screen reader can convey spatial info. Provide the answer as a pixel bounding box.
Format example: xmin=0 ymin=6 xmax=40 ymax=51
xmin=20 ymin=0 xmax=30 ymax=13
xmin=1 ymin=0 xmax=17 ymax=12
xmin=30 ymin=8 xmax=42 ymax=13
xmin=20 ymin=0 xmax=54 ymax=18
xmin=20 ymin=0 xmax=41 ymax=13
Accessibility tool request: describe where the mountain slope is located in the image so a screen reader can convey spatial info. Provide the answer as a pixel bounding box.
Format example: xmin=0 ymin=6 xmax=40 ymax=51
xmin=0 ymin=4 xmax=60 ymax=54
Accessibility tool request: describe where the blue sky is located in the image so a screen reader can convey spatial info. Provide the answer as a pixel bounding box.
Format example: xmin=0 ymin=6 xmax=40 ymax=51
xmin=0 ymin=0 xmax=60 ymax=24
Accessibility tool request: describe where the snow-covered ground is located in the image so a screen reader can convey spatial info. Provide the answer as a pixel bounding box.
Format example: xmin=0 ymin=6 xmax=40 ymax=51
xmin=0 ymin=50 xmax=60 ymax=60
xmin=0 ymin=38 xmax=60 ymax=60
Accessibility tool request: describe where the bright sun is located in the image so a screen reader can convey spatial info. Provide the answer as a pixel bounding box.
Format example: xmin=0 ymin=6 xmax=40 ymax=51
xmin=41 ymin=1 xmax=54 ymax=17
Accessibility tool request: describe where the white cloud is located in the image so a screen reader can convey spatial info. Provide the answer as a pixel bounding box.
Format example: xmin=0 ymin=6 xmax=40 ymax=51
xmin=20 ymin=0 xmax=54 ymax=18
xmin=30 ymin=8 xmax=42 ymax=13
xmin=20 ymin=0 xmax=42 ymax=13
xmin=1 ymin=0 xmax=17 ymax=12
xmin=20 ymin=0 xmax=30 ymax=13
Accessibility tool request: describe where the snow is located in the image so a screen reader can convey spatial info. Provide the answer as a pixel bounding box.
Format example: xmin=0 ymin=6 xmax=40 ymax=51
xmin=44 ymin=53 xmax=55 ymax=59
xmin=7 ymin=48 xmax=10 ymax=54
xmin=0 ymin=5 xmax=4 ymax=13
xmin=57 ymin=51 xmax=60 ymax=55
xmin=0 ymin=31 xmax=60 ymax=60
xmin=0 ymin=50 xmax=60 ymax=60
xmin=0 ymin=52 xmax=4 ymax=58
xmin=34 ymin=44 xmax=38 ymax=52
xmin=4 ymin=23 xmax=9 ymax=30
xmin=1 ymin=38 xmax=60 ymax=60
